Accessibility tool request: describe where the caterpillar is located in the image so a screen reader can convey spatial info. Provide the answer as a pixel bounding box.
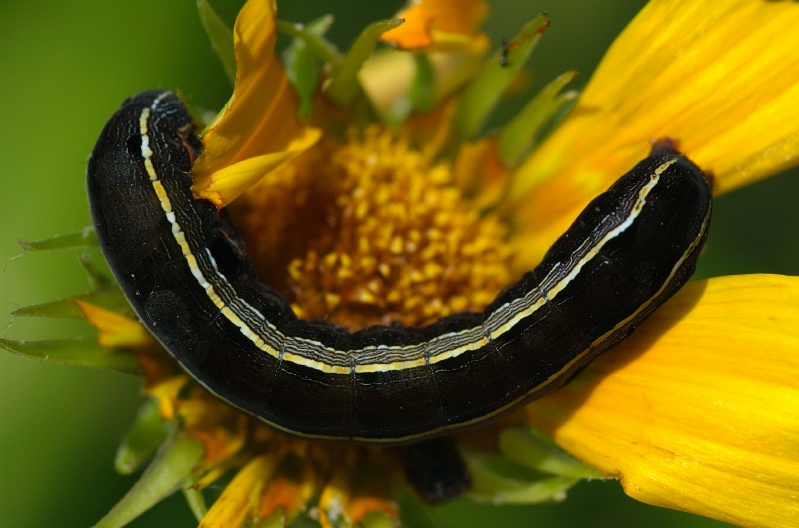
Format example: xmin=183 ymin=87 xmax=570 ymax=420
xmin=87 ymin=90 xmax=712 ymax=444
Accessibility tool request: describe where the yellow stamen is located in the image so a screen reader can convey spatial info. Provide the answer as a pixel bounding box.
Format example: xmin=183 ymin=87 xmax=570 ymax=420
xmin=234 ymin=126 xmax=512 ymax=330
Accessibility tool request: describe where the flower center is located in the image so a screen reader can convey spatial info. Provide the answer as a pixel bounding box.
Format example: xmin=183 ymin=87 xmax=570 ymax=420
xmin=231 ymin=126 xmax=512 ymax=331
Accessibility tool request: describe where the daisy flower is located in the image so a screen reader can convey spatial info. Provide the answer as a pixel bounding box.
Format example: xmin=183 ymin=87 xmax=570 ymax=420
xmin=3 ymin=1 xmax=798 ymax=527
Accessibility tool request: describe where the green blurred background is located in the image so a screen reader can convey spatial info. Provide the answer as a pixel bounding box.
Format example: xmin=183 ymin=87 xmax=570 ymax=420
xmin=2 ymin=1 xmax=797 ymax=526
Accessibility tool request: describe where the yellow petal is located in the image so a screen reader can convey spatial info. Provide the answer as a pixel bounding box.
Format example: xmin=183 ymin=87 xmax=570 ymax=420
xmin=510 ymin=0 xmax=799 ymax=269
xmin=148 ymin=376 xmax=189 ymax=422
xmin=192 ymin=0 xmax=321 ymax=207
xmin=195 ymin=127 xmax=321 ymax=207
xmin=381 ymin=0 xmax=488 ymax=51
xmin=200 ymin=455 xmax=275 ymax=528
xmin=74 ymin=300 xmax=153 ymax=348
xmin=527 ymin=274 xmax=799 ymax=528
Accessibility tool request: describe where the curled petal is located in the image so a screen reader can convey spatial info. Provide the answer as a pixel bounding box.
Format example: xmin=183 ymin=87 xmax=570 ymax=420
xmin=510 ymin=0 xmax=799 ymax=268
xmin=527 ymin=274 xmax=799 ymax=528
xmin=192 ymin=0 xmax=321 ymax=207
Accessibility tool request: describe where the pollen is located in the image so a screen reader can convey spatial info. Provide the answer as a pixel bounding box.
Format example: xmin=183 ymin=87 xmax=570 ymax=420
xmin=232 ymin=126 xmax=512 ymax=330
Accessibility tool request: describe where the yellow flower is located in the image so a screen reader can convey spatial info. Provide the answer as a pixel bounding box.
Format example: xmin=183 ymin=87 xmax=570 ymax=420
xmin=4 ymin=0 xmax=799 ymax=527
xmin=194 ymin=0 xmax=799 ymax=525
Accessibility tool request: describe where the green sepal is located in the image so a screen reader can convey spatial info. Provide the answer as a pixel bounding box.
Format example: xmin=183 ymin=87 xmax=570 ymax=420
xmin=200 ymin=96 xmax=232 ymax=137
xmin=11 ymin=297 xmax=83 ymax=319
xmin=196 ymin=0 xmax=236 ymax=85
xmin=497 ymin=427 xmax=602 ymax=479
xmin=18 ymin=227 xmax=98 ymax=252
xmin=324 ymin=18 xmax=405 ymax=106
xmin=454 ymin=13 xmax=550 ymax=141
xmin=12 ymin=287 xmax=129 ymax=320
xmin=77 ymin=252 xmax=115 ymax=290
xmin=368 ymin=51 xmax=430 ymax=128
xmin=92 ymin=431 xmax=205 ymax=528
xmin=277 ymin=19 xmax=342 ymax=66
xmin=460 ymin=447 xmax=583 ymax=504
xmin=360 ymin=510 xmax=398 ymax=528
xmin=398 ymin=487 xmax=447 ymax=528
xmin=498 ymin=71 xmax=578 ymax=166
xmin=182 ymin=485 xmax=209 ymax=523
xmin=115 ymin=399 xmax=172 ymax=475
xmin=281 ymin=15 xmax=335 ymax=117
xmin=177 ymin=89 xmax=220 ymax=130
xmin=409 ymin=54 xmax=437 ymax=114
xmin=0 ymin=336 xmax=140 ymax=373
xmin=289 ymin=512 xmax=327 ymax=528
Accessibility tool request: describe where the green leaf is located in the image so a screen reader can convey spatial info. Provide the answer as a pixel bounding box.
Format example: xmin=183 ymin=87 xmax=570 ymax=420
xmin=93 ymin=432 xmax=204 ymax=528
xmin=196 ymin=0 xmax=236 ymax=85
xmin=282 ymin=15 xmax=334 ymax=117
xmin=0 ymin=336 xmax=140 ymax=373
xmin=19 ymin=227 xmax=98 ymax=251
xmin=325 ymin=18 xmax=405 ymax=106
xmin=115 ymin=399 xmax=172 ymax=475
xmin=454 ymin=13 xmax=550 ymax=141
xmin=498 ymin=71 xmax=578 ymax=166
xmin=498 ymin=427 xmax=602 ymax=479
